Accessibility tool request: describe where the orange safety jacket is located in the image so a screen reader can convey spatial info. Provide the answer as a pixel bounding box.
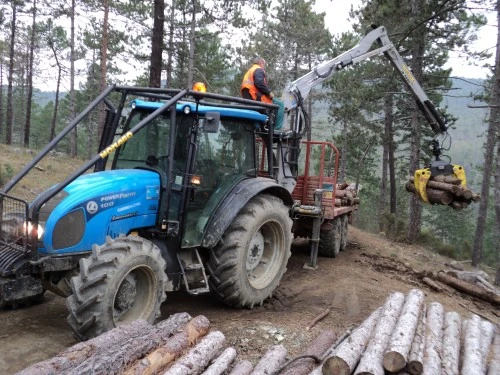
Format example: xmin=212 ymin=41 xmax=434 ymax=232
xmin=240 ymin=64 xmax=273 ymax=104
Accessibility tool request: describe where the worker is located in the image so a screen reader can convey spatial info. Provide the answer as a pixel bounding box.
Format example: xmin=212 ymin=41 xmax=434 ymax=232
xmin=241 ymin=56 xmax=285 ymax=130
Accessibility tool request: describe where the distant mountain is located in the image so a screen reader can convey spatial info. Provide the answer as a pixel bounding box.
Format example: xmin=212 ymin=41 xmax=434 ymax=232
xmin=32 ymin=90 xmax=66 ymax=107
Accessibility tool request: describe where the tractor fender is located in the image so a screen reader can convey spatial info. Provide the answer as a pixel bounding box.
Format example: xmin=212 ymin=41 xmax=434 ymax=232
xmin=201 ymin=177 xmax=293 ymax=248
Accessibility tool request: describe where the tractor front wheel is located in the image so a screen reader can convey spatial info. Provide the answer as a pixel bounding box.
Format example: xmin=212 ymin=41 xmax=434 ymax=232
xmin=66 ymin=235 xmax=167 ymax=340
xmin=207 ymin=194 xmax=292 ymax=308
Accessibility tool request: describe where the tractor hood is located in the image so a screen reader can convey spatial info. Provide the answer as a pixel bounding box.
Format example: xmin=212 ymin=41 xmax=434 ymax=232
xmin=37 ymin=169 xmax=160 ymax=254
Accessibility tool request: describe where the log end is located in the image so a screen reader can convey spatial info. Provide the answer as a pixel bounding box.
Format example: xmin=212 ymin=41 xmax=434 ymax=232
xmin=383 ymin=351 xmax=406 ymax=373
xmin=322 ymin=356 xmax=350 ymax=375
xmin=407 ymin=360 xmax=423 ymax=375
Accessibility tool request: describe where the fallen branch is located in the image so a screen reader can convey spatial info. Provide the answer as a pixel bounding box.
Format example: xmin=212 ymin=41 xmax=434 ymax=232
xmin=306 ymin=308 xmax=331 ymax=331
xmin=436 ymin=272 xmax=500 ymax=306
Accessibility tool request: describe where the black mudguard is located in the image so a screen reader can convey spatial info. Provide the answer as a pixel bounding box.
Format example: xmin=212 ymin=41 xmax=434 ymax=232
xmin=201 ymin=177 xmax=293 ymax=248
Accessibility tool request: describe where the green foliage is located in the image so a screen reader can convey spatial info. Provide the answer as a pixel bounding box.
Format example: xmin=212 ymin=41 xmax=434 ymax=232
xmin=0 ymin=163 xmax=14 ymax=186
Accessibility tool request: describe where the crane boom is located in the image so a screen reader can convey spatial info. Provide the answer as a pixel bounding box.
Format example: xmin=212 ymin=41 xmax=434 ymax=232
xmin=281 ymin=26 xmax=447 ymax=135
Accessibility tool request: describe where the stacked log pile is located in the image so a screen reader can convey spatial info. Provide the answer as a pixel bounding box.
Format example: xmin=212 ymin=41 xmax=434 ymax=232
xmin=18 ymin=289 xmax=499 ymax=375
xmin=335 ymin=182 xmax=360 ymax=208
xmin=405 ymin=175 xmax=480 ymax=209
xmin=316 ymin=289 xmax=499 ymax=375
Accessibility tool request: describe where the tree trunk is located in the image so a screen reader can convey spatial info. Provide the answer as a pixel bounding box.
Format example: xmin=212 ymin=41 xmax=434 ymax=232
xmin=488 ymin=334 xmax=500 ymax=375
xmin=201 ymin=347 xmax=237 ymax=375
xmin=280 ymin=330 xmax=336 ymax=375
xmin=441 ymin=311 xmax=461 ymax=375
xmin=69 ymin=0 xmax=77 ymax=157
xmin=479 ymin=319 xmax=496 ymax=371
xmin=436 ymin=271 xmax=500 ymax=305
xmin=385 ymin=91 xmax=397 ymax=214
xmin=322 ymin=307 xmax=381 ymax=375
xmin=163 ymin=331 xmax=226 ymax=375
xmin=5 ymin=1 xmax=17 ymax=145
xmin=423 ymin=302 xmax=444 ymax=375
xmin=123 ymin=315 xmax=210 ymax=375
xmin=461 ymin=315 xmax=484 ymax=374
xmin=149 ymin=0 xmax=165 ymax=88
xmin=354 ymin=292 xmax=405 ymax=375
xmin=166 ymin=0 xmax=175 ymax=87
xmin=383 ymin=289 xmax=425 ymax=373
xmin=251 ymin=345 xmax=288 ymax=375
xmin=186 ymin=0 xmax=196 ymax=87
xmin=18 ymin=313 xmax=192 ymax=375
xmin=24 ymin=0 xmax=36 ymax=148
xmin=472 ymin=0 xmax=500 ymax=267
xmin=407 ymin=305 xmax=426 ymax=375
xmin=97 ymin=0 xmax=109 ymax=139
xmin=228 ymin=360 xmax=253 ymax=375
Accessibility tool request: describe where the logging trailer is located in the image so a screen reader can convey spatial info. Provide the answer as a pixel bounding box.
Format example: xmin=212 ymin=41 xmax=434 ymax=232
xmin=0 ymin=26 xmax=467 ymax=340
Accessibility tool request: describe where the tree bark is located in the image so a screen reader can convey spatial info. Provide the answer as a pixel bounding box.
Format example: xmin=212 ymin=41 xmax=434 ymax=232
xmin=383 ymin=289 xmax=425 ymax=373
xmin=5 ymin=1 xmax=17 ymax=145
xmin=488 ymin=334 xmax=500 ymax=375
xmin=461 ymin=314 xmax=483 ymax=374
xmin=280 ymin=330 xmax=336 ymax=375
xmin=201 ymin=347 xmax=237 ymax=375
xmin=24 ymin=0 xmax=37 ymax=148
xmin=436 ymin=272 xmax=500 ymax=306
xmin=123 ymin=315 xmax=210 ymax=375
xmin=18 ymin=313 xmax=192 ymax=375
xmin=479 ymin=319 xmax=497 ymax=372
xmin=251 ymin=345 xmax=288 ymax=375
xmin=149 ymin=0 xmax=165 ymax=88
xmin=441 ymin=311 xmax=461 ymax=375
xmin=162 ymin=331 xmax=225 ymax=375
xmin=228 ymin=360 xmax=253 ymax=375
xmin=423 ymin=302 xmax=444 ymax=375
xmin=408 ymin=305 xmax=426 ymax=375
xmin=322 ymin=308 xmax=382 ymax=375
xmin=422 ymin=277 xmax=444 ymax=293
xmin=354 ymin=292 xmax=405 ymax=375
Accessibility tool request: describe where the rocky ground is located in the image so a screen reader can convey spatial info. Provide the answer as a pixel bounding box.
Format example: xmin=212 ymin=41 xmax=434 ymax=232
xmin=0 ymin=226 xmax=497 ymax=374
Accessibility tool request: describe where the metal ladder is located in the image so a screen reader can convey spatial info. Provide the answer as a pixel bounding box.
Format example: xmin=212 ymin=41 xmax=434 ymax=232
xmin=176 ymin=248 xmax=210 ymax=295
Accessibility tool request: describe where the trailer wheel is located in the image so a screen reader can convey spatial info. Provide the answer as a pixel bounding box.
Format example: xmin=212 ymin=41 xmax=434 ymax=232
xmin=66 ymin=235 xmax=167 ymax=341
xmin=339 ymin=215 xmax=349 ymax=251
xmin=318 ymin=218 xmax=341 ymax=257
xmin=207 ymin=194 xmax=292 ymax=308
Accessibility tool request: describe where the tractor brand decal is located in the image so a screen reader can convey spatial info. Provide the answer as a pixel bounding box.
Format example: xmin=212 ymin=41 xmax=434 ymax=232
xmin=86 ymin=201 xmax=99 ymax=214
xmin=101 ymin=191 xmax=136 ymax=202
xmin=111 ymin=212 xmax=138 ymax=222
xmin=99 ymin=131 xmax=133 ymax=158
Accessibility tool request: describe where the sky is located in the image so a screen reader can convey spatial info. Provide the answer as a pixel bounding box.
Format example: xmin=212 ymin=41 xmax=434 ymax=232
xmin=312 ymin=0 xmax=497 ymax=79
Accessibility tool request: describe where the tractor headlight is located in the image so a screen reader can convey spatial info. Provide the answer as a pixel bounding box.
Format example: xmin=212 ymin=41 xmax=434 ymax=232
xmin=23 ymin=221 xmax=44 ymax=240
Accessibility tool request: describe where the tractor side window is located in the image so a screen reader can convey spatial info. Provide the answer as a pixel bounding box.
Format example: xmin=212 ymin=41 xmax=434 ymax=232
xmin=182 ymin=118 xmax=256 ymax=247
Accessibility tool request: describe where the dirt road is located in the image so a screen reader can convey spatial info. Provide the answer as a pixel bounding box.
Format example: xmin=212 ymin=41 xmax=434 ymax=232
xmin=1 ymin=227 xmax=497 ymax=374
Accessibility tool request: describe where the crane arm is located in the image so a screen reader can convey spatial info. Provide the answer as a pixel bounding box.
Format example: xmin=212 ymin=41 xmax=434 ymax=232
xmin=281 ymin=26 xmax=447 ymax=135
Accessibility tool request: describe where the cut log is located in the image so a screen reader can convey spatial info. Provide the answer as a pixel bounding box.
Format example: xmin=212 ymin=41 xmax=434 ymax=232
xmin=487 ymin=334 xmax=500 ymax=375
xmin=228 ymin=360 xmax=253 ymax=375
xmin=354 ymin=292 xmax=406 ymax=375
xmin=436 ymin=271 xmax=500 ymax=306
xmin=383 ymin=289 xmax=425 ymax=373
xmin=422 ymin=277 xmax=444 ymax=292
xmin=422 ymin=302 xmax=444 ymax=375
xmin=322 ymin=308 xmax=382 ymax=375
xmin=18 ymin=313 xmax=192 ymax=375
xmin=479 ymin=319 xmax=497 ymax=372
xmin=251 ymin=345 xmax=288 ymax=375
xmin=162 ymin=330 xmax=225 ymax=375
xmin=123 ymin=315 xmax=211 ymax=375
xmin=201 ymin=347 xmax=237 ymax=375
xmin=407 ymin=304 xmax=426 ymax=375
xmin=446 ymin=270 xmax=489 ymax=283
xmin=280 ymin=330 xmax=336 ymax=375
xmin=429 ymin=175 xmax=463 ymax=185
xmin=461 ymin=314 xmax=483 ymax=375
xmin=405 ymin=182 xmax=454 ymax=205
xmin=477 ymin=276 xmax=500 ymax=295
xmin=441 ymin=311 xmax=461 ymax=375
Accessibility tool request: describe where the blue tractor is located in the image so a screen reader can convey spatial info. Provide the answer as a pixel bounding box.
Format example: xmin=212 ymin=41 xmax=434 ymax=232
xmin=0 ymin=86 xmax=299 ymax=340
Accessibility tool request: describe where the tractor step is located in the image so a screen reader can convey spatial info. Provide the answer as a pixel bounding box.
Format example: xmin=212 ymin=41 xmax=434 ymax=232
xmin=176 ymin=249 xmax=210 ymax=295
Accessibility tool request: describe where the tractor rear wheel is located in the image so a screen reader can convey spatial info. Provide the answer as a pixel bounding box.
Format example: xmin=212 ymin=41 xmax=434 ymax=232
xmin=207 ymin=194 xmax=292 ymax=308
xmin=318 ymin=218 xmax=341 ymax=257
xmin=66 ymin=235 xmax=167 ymax=340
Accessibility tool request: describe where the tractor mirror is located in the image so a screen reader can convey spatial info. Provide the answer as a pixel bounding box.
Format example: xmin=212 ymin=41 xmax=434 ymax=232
xmin=202 ymin=112 xmax=220 ymax=133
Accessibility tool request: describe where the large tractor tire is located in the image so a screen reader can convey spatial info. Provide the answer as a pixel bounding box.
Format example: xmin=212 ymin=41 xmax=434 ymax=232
xmin=207 ymin=194 xmax=292 ymax=308
xmin=339 ymin=214 xmax=349 ymax=251
xmin=66 ymin=235 xmax=167 ymax=340
xmin=318 ymin=218 xmax=341 ymax=258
